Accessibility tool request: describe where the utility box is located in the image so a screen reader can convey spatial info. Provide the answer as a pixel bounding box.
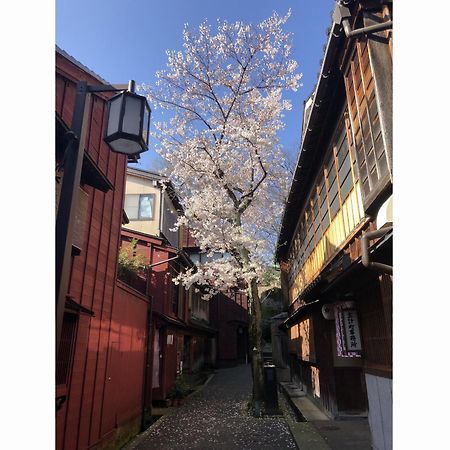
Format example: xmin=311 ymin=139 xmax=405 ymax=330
xmin=263 ymin=363 xmax=280 ymax=415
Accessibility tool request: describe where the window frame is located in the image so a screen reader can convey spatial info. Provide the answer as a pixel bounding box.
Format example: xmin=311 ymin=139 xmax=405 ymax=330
xmin=343 ymin=39 xmax=391 ymax=209
xmin=288 ymin=109 xmax=360 ymax=281
xmin=124 ymin=193 xmax=156 ymax=221
xmin=56 ymin=312 xmax=78 ymax=386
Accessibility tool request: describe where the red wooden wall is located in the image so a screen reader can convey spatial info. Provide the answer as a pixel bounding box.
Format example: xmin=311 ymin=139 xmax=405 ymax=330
xmin=120 ymin=230 xmax=185 ymax=322
xmin=210 ymin=291 xmax=249 ymax=365
xmin=120 ymin=230 xmax=191 ymax=401
xmin=103 ymin=282 xmax=148 ymax=428
xmin=56 ymin=49 xmax=144 ymax=450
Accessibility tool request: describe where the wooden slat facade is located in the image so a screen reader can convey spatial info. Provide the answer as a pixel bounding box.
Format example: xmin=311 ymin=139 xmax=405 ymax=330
xmin=289 ymin=182 xmax=365 ymax=303
xmin=278 ymin=1 xmax=393 ymax=428
xmin=56 ymin=49 xmax=151 ymax=450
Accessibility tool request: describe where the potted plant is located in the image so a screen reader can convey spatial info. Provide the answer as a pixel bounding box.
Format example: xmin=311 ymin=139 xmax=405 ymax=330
xmin=168 ymin=376 xmax=190 ymax=406
xmin=117 ymin=239 xmax=148 ymax=289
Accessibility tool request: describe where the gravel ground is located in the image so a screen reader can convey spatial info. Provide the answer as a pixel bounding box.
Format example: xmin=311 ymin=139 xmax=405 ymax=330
xmin=127 ymin=364 xmax=297 ymax=450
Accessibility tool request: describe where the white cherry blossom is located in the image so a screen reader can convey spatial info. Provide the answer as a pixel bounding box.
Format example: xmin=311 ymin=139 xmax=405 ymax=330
xmin=141 ymin=10 xmax=300 ymax=405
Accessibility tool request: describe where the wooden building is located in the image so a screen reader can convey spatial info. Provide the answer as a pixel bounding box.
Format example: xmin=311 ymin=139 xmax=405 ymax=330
xmin=121 ymin=169 xmax=218 ymax=404
xmin=56 ymin=47 xmax=151 ymax=449
xmin=276 ymin=2 xmax=392 ymax=449
xmin=183 ymin=230 xmax=249 ymax=368
xmin=209 ymin=290 xmax=249 ymax=367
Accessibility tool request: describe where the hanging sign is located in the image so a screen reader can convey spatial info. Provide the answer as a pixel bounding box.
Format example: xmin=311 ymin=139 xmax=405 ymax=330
xmin=342 ymin=309 xmax=362 ymax=352
xmin=335 ymin=303 xmax=362 ymax=358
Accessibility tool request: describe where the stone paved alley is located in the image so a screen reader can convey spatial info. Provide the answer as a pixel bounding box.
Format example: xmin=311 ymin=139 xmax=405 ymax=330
xmin=125 ymin=364 xmax=297 ymax=450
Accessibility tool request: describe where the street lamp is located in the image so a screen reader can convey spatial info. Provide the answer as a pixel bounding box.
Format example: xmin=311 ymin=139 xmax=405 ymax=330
xmin=56 ymin=79 xmax=150 ymax=354
xmin=104 ymin=80 xmax=151 ymax=155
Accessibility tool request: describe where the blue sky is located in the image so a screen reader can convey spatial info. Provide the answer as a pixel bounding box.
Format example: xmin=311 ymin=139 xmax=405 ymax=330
xmin=56 ymin=0 xmax=335 ymax=170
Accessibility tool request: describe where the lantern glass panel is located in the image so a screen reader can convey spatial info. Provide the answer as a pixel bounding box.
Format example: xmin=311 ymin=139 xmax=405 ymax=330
xmin=122 ymin=95 xmax=142 ymax=136
xmin=143 ymin=104 xmax=150 ymax=146
xmin=108 ymin=138 xmax=142 ymax=155
xmin=106 ymin=95 xmax=123 ymax=137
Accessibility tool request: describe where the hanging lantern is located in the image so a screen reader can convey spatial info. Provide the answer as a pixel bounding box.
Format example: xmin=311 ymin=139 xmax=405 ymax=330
xmin=104 ymin=89 xmax=150 ymax=156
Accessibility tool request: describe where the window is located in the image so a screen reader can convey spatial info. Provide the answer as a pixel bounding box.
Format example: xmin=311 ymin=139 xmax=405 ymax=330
xmin=344 ymin=39 xmax=390 ymax=205
xmin=124 ymin=194 xmax=155 ymax=220
xmin=190 ymin=253 xmax=200 ymax=265
xmin=288 ymin=113 xmax=361 ymax=280
xmin=56 ymin=313 xmax=77 ymax=385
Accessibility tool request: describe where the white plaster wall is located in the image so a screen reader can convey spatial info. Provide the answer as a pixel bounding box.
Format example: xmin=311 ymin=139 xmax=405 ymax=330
xmin=365 ymin=373 xmax=392 ymax=450
xmin=124 ymin=173 xmax=161 ymax=236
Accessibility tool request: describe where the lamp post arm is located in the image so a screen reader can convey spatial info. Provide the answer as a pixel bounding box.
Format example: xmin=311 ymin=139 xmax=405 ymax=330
xmin=87 ymin=79 xmax=136 ymax=94
xmin=87 ymin=85 xmax=126 ymax=93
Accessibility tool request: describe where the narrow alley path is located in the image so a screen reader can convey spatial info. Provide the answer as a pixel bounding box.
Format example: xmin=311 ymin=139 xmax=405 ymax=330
xmin=126 ymin=364 xmax=297 ymax=450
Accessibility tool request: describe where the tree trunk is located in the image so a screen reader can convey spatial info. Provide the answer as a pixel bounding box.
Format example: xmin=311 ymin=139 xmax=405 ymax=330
xmin=249 ymin=276 xmax=264 ymax=415
xmin=234 ymin=214 xmax=264 ymax=415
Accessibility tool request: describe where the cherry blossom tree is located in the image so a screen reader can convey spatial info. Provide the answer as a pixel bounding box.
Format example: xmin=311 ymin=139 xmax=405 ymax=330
xmin=142 ymin=10 xmax=300 ymax=413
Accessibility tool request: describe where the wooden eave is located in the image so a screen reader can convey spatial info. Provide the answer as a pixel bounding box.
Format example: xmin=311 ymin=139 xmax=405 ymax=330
xmin=187 ymin=318 xmax=218 ymax=336
xmin=281 ymin=227 xmax=392 ymax=329
xmin=65 ymin=296 xmax=95 ymax=316
xmin=153 ymin=310 xmax=187 ymax=328
xmin=121 ymin=227 xmax=177 ymax=253
xmin=56 ymin=112 xmax=114 ymax=193
xmin=56 ymin=113 xmax=70 ymax=161
xmin=81 ymin=151 xmax=114 ymax=193
xmin=275 ymin=0 xmax=388 ymax=262
xmin=276 ymin=18 xmax=346 ymax=262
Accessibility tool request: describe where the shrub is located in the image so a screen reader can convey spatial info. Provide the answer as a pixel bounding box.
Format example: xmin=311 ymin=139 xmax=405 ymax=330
xmin=117 ymin=238 xmax=147 ymax=280
xmin=168 ymin=376 xmax=191 ymax=399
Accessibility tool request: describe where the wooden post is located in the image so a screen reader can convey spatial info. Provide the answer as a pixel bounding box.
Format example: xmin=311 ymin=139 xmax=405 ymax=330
xmin=55 ymin=81 xmax=91 ymax=353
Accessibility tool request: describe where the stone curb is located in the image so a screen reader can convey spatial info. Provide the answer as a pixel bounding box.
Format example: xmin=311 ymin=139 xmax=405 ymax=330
xmin=279 ymin=386 xmax=331 ymax=450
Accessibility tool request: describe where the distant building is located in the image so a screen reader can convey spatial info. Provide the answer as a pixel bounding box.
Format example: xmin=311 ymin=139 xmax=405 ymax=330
xmin=120 ymin=167 xmax=217 ymax=405
xmin=182 ymin=233 xmax=249 ymax=368
xmin=124 ymin=167 xmax=180 ymax=246
xmin=122 ymin=168 xmax=249 ymax=377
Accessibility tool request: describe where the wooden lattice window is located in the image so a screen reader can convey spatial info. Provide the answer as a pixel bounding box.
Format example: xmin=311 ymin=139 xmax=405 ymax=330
xmin=288 ymin=112 xmax=360 ymax=282
xmin=344 ymin=39 xmax=389 ymax=203
xmin=56 ymin=313 xmax=77 ymax=386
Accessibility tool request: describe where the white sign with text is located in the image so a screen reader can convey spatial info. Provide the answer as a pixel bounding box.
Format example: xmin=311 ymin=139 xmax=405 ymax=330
xmin=342 ymin=309 xmax=362 ymax=352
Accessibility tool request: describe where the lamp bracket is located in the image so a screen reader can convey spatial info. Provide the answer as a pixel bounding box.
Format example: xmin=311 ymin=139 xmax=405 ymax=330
xmin=87 ymin=85 xmax=128 ymax=94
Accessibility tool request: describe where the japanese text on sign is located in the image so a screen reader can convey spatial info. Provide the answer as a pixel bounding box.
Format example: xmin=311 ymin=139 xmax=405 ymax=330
xmin=342 ymin=309 xmax=362 ymax=352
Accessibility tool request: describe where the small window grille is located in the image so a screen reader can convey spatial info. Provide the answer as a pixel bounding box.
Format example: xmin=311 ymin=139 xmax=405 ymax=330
xmin=56 ymin=313 xmax=77 ymax=385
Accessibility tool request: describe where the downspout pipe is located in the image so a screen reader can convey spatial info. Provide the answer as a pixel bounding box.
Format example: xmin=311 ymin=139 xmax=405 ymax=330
xmin=342 ymin=18 xmax=392 ymax=38
xmin=333 ymin=4 xmax=392 ymax=39
xmin=361 ymin=226 xmax=393 ymax=274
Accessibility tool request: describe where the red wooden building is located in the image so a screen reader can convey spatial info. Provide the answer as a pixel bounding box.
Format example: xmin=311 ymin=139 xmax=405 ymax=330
xmin=120 ymin=226 xmax=220 ymax=401
xmin=209 ymin=290 xmax=249 ymax=367
xmin=56 ymin=47 xmax=250 ymax=449
xmin=56 ymin=47 xmax=151 ymax=450
xmin=181 ymin=226 xmax=250 ymax=368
